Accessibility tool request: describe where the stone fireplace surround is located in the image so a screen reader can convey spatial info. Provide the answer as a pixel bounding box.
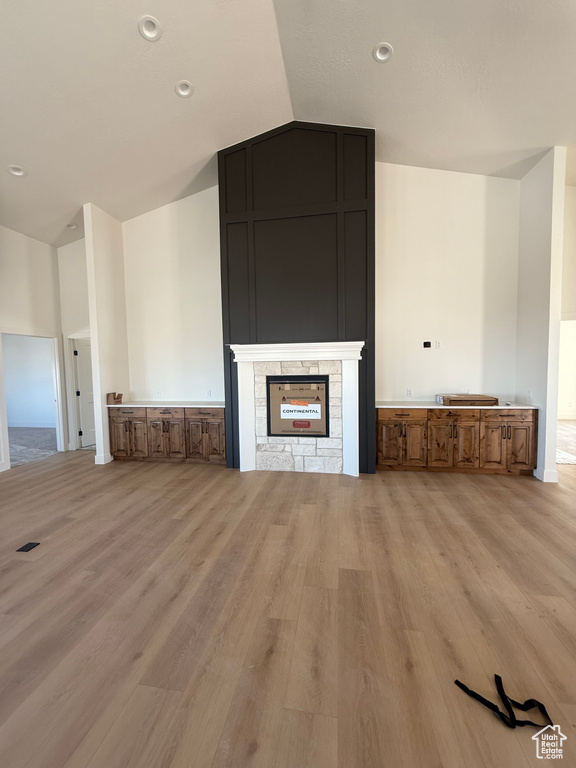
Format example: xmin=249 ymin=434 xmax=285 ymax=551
xmin=230 ymin=342 xmax=365 ymax=476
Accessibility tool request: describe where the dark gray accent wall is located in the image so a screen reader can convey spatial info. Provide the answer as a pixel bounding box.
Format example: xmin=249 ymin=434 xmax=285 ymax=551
xmin=218 ymin=121 xmax=375 ymax=473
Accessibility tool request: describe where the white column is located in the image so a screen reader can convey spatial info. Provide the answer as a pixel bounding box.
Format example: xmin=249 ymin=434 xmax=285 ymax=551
xmin=236 ymin=360 xmax=256 ymax=471
xmin=342 ymin=358 xmax=360 ymax=476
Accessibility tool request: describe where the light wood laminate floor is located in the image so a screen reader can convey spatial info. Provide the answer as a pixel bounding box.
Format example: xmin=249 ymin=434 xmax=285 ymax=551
xmin=0 ymin=452 xmax=575 ymax=768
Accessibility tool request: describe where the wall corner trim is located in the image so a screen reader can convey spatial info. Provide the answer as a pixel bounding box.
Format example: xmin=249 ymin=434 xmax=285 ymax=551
xmin=94 ymin=453 xmax=113 ymax=465
xmin=534 ymin=467 xmax=559 ymax=483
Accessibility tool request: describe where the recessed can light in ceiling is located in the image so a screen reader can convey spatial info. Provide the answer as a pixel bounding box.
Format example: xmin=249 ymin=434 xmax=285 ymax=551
xmin=175 ymin=80 xmax=194 ymax=98
xmin=7 ymin=164 xmax=26 ymax=177
xmin=373 ymin=42 xmax=394 ymax=62
xmin=66 ymin=223 xmax=78 ymax=230
xmin=138 ymin=15 xmax=162 ymax=42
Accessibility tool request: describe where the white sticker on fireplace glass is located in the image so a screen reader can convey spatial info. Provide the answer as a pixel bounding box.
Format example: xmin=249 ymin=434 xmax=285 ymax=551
xmin=280 ymin=404 xmax=322 ymax=419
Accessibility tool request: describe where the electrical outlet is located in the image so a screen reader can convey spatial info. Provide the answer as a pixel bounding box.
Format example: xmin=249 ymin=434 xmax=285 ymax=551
xmin=155 ymin=390 xmax=161 ymax=398
xmin=435 ymin=340 xmax=441 ymax=349
xmin=206 ymin=389 xmax=212 ymax=398
xmin=406 ymin=388 xmax=412 ymax=397
xmin=528 ymin=389 xmax=533 ymax=403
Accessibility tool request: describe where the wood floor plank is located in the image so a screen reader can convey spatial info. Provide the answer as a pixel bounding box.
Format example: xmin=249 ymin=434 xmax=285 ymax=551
xmin=85 ymin=686 xmax=186 ymax=768
xmin=274 ymin=709 xmax=337 ymax=768
xmin=285 ymin=586 xmax=338 ymax=717
xmin=210 ymin=616 xmax=297 ymax=768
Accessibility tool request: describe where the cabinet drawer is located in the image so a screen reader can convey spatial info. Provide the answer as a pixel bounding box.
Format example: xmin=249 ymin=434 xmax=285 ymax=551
xmin=377 ymin=408 xmax=427 ymax=420
xmin=428 ymin=409 xmax=480 ymax=422
xmin=481 ymin=409 xmax=535 ymax=422
xmin=185 ymin=408 xmax=225 ymax=419
xmin=147 ymin=407 xmax=184 ymax=419
xmin=110 ymin=407 xmax=146 ymax=418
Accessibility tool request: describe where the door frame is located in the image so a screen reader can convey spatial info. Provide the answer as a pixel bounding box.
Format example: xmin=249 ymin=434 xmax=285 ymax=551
xmin=64 ymin=333 xmax=91 ymax=451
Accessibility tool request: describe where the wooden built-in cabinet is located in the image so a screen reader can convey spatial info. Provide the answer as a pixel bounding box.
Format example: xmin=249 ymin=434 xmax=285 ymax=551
xmin=109 ymin=408 xmax=148 ymax=459
xmin=377 ymin=409 xmax=427 ymax=467
xmin=185 ymin=408 xmax=226 ymax=464
xmin=147 ymin=408 xmax=186 ymax=460
xmin=377 ymin=407 xmax=537 ymax=475
xmin=480 ymin=409 xmax=535 ymax=472
xmin=109 ymin=406 xmax=225 ymax=464
xmin=427 ymin=410 xmax=480 ymax=469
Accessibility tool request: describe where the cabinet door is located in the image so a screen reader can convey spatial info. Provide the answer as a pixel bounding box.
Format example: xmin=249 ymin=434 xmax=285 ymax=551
xmin=453 ymin=422 xmax=479 ymax=468
xmin=186 ymin=420 xmax=205 ymax=460
xmin=377 ymin=422 xmax=402 ymax=465
xmin=205 ymin=419 xmax=226 ymax=463
xmin=507 ymin=422 xmax=534 ymax=470
xmin=110 ymin=418 xmax=130 ymax=457
xmin=166 ymin=419 xmax=186 ymax=459
xmin=148 ymin=419 xmax=166 ymax=458
xmin=480 ymin=423 xmax=506 ymax=469
xmin=404 ymin=421 xmax=427 ymax=466
xmin=428 ymin=421 xmax=453 ymax=467
xmin=130 ymin=418 xmax=148 ymax=458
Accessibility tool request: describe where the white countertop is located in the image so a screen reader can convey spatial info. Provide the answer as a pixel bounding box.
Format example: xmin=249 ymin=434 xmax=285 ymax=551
xmin=108 ymin=401 xmax=225 ymax=408
xmin=375 ymin=401 xmax=537 ymax=410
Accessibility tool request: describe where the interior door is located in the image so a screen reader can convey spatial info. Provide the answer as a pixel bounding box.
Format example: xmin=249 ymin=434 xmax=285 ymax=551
xmin=74 ymin=338 xmax=95 ymax=447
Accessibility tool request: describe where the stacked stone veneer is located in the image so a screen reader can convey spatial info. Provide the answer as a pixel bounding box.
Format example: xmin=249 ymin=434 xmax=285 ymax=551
xmin=254 ymin=360 xmax=343 ymax=473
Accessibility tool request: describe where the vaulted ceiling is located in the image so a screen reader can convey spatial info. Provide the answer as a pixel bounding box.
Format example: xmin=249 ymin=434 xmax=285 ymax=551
xmin=3 ymin=0 xmax=576 ymax=247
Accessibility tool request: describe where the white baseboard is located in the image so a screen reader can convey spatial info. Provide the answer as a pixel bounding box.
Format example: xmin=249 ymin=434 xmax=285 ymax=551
xmin=558 ymin=413 xmax=576 ymax=421
xmin=94 ymin=453 xmax=113 ymax=465
xmin=534 ymin=467 xmax=559 ymax=483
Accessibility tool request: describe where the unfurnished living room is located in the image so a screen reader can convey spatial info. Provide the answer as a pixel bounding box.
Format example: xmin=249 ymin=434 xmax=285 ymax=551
xmin=1 ymin=2 xmax=576 ymax=767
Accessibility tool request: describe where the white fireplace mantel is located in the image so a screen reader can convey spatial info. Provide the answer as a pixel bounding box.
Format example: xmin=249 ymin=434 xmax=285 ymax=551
xmin=230 ymin=341 xmax=365 ymax=476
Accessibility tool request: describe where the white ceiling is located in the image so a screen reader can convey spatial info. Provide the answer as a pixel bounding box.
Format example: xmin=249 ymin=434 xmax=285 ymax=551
xmin=3 ymin=0 xmax=576 ymax=247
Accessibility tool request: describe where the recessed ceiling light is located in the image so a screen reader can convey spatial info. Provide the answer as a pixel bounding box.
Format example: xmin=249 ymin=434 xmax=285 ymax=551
xmin=66 ymin=223 xmax=78 ymax=230
xmin=138 ymin=15 xmax=162 ymax=42
xmin=373 ymin=42 xmax=394 ymax=62
xmin=7 ymin=164 xmax=26 ymax=177
xmin=175 ymin=80 xmax=194 ymax=98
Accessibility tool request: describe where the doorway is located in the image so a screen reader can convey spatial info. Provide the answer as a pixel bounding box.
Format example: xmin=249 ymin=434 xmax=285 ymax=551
xmin=1 ymin=333 xmax=62 ymax=467
xmin=72 ymin=337 xmax=95 ymax=447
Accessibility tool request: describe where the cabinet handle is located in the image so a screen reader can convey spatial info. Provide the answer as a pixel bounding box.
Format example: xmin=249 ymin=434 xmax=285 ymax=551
xmin=502 ymin=425 xmax=506 ymax=439
xmin=450 ymin=424 xmax=453 ymax=438
xmin=403 ymin=424 xmax=407 ymax=438
xmin=508 ymin=426 xmax=511 ymax=440
xmin=454 ymin=424 xmax=458 ymax=438
xmin=124 ymin=421 xmax=128 ymax=432
xmin=199 ymin=411 xmax=211 ymax=415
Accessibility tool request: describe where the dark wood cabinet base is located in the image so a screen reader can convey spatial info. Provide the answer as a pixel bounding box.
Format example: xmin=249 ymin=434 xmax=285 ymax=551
xmin=376 ymin=407 xmax=537 ymax=475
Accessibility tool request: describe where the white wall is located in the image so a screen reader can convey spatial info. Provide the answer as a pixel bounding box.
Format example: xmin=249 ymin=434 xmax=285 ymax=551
xmin=122 ymin=186 xmax=224 ymax=401
xmin=0 ymin=224 xmax=61 ymax=336
xmin=84 ymin=203 xmax=130 ymax=464
xmin=2 ymin=334 xmax=56 ymax=428
xmin=558 ymin=321 xmax=576 ymax=420
xmin=516 ymin=147 xmax=566 ymax=482
xmin=562 ymin=186 xmax=576 ymax=320
xmin=57 ymin=238 xmax=89 ymax=336
xmin=0 ymin=224 xmax=62 ymax=470
xmin=375 ymin=163 xmax=520 ymax=403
